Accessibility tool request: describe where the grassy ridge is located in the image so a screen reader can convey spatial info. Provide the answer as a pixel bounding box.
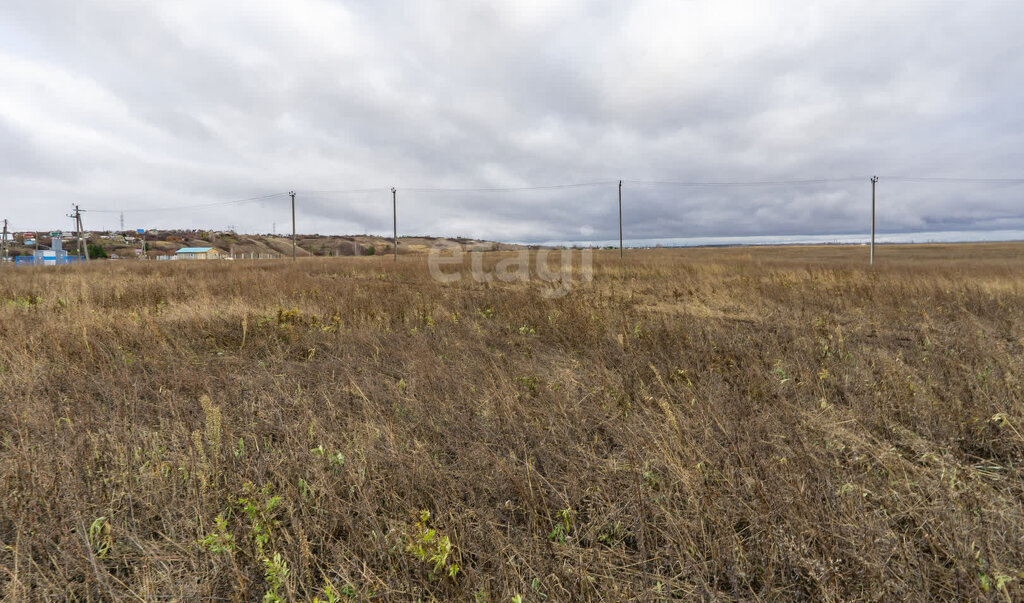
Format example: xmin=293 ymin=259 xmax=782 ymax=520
xmin=1 ymin=245 xmax=1023 ymax=600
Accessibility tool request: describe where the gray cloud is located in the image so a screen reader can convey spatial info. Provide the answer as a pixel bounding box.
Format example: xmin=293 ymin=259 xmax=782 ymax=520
xmin=2 ymin=1 xmax=1023 ymax=241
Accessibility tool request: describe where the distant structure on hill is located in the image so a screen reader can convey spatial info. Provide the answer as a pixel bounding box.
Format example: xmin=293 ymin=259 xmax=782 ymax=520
xmin=19 ymin=232 xmax=83 ymax=266
xmin=175 ymin=247 xmax=222 ymax=260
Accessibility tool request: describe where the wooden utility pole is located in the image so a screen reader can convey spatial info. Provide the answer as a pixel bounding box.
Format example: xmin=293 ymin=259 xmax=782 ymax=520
xmin=392 ymin=187 xmax=397 ymax=263
xmin=81 ymin=213 xmax=88 ymax=262
xmin=290 ymin=191 xmax=296 ymax=262
xmin=68 ymin=213 xmax=76 ymax=258
xmin=69 ymin=205 xmax=89 ymax=263
xmin=618 ymin=180 xmax=623 ymax=259
xmin=80 ymin=207 xmax=89 ymax=262
xmin=70 ymin=210 xmax=77 ymax=257
xmin=870 ymin=176 xmax=878 ymax=266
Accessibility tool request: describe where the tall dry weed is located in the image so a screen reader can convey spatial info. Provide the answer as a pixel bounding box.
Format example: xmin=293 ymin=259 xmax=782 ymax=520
xmin=0 ymin=244 xmax=1022 ymax=600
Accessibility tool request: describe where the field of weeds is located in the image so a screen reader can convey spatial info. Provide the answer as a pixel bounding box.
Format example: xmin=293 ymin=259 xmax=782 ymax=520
xmin=1 ymin=244 xmax=1023 ymax=600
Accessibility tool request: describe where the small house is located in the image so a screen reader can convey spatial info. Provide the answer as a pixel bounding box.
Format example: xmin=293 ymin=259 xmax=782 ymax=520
xmin=175 ymin=247 xmax=222 ymax=260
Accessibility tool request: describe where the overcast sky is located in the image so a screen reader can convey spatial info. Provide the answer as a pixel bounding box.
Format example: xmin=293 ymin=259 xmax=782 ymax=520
xmin=2 ymin=1 xmax=1024 ymax=242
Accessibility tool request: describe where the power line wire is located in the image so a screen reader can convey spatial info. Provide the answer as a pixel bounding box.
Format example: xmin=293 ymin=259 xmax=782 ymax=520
xmin=87 ymin=192 xmax=290 ymax=214
xmin=624 ymin=177 xmax=865 ymax=187
xmin=297 ymin=189 xmax=390 ymax=195
xmin=66 ymin=175 xmax=1024 ymax=216
xmin=404 ymin=181 xmax=616 ymax=193
xmin=879 ymin=176 xmax=1024 ymax=184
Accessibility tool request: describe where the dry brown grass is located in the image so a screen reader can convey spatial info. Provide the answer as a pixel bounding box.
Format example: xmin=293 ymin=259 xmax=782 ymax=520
xmin=1 ymin=243 xmax=1023 ymax=601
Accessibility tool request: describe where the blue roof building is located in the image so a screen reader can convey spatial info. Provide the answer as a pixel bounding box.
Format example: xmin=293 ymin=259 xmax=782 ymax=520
xmin=175 ymin=247 xmax=222 ymax=260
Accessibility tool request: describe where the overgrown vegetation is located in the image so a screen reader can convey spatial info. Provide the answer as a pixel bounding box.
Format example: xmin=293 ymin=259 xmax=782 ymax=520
xmin=1 ymin=244 xmax=1022 ymax=599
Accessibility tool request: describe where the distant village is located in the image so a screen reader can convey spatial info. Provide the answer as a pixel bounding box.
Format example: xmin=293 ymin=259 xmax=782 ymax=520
xmin=0 ymin=229 xmax=512 ymax=265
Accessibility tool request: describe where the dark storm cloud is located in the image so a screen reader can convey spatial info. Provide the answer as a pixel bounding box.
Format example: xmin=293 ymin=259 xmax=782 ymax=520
xmin=2 ymin=1 xmax=1024 ymax=240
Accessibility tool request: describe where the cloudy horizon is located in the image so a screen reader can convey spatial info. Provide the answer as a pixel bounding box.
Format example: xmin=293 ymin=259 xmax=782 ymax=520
xmin=2 ymin=1 xmax=1024 ymax=242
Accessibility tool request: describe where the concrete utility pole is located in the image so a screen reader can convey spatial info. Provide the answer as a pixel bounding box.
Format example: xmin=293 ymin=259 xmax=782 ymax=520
xmin=1 ymin=219 xmax=8 ymax=263
xmin=870 ymin=176 xmax=878 ymax=266
xmin=618 ymin=180 xmax=623 ymax=259
xmin=392 ymin=187 xmax=397 ymax=263
xmin=290 ymin=191 xmax=296 ymax=262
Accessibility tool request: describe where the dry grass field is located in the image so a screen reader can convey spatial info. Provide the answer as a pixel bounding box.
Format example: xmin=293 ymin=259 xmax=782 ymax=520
xmin=1 ymin=243 xmax=1023 ymax=600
